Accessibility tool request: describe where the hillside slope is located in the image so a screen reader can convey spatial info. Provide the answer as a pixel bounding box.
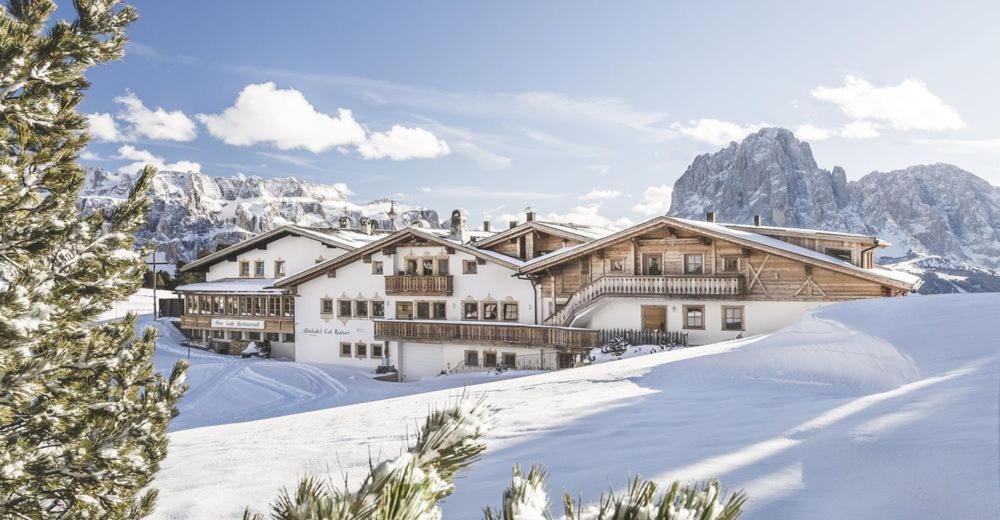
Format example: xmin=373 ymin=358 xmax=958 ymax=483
xmin=151 ymin=294 xmax=999 ymax=519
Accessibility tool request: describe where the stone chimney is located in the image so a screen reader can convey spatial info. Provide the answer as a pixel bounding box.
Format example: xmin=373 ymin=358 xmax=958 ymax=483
xmin=339 ymin=215 xmax=351 ymax=228
xmin=525 ymin=207 xmax=536 ymax=222
xmin=449 ymin=209 xmax=469 ymax=243
xmin=483 ymin=220 xmax=491 ymax=233
xmin=753 ymin=214 xmax=762 ymax=226
xmin=705 ymin=211 xmax=716 ymax=223
xmin=360 ymin=217 xmax=374 ymax=235
xmin=509 ymin=220 xmax=518 ymax=229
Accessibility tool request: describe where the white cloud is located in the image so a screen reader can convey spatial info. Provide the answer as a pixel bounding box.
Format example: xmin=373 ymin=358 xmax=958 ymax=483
xmin=419 ymin=187 xmax=432 ymax=193
xmin=448 ymin=141 xmax=512 ymax=170
xmin=114 ymin=92 xmax=197 ymax=141
xmin=86 ymin=112 xmax=123 ymax=141
xmin=115 ymin=145 xmax=200 ymax=174
xmin=580 ymin=189 xmax=622 ymax=201
xmin=811 ymin=75 xmax=964 ymax=131
xmin=420 ymin=185 xmax=566 ymax=200
xmin=840 ymin=120 xmax=881 ymax=139
xmin=539 ymin=204 xmax=633 ymax=229
xmin=632 ymin=185 xmax=673 ymax=216
xmin=80 ymin=149 xmax=103 ymax=161
xmin=196 ymin=82 xmax=366 ymax=153
xmin=794 ymin=123 xmax=832 ymax=141
xmin=672 ymin=119 xmax=766 ymax=146
xmin=357 ymin=125 xmax=450 ymax=160
xmin=911 ymin=137 xmax=1000 ymax=154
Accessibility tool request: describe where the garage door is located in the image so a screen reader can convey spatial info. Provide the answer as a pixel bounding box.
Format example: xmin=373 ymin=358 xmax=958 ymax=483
xmin=400 ymin=343 xmax=445 ymax=381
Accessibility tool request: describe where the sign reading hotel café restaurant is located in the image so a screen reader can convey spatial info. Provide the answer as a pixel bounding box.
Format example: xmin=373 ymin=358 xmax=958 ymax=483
xmin=210 ymin=318 xmax=265 ymax=330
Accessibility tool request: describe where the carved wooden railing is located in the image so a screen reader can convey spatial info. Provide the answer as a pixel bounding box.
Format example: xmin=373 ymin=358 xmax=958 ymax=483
xmin=374 ymin=319 xmax=599 ymax=350
xmin=384 ymin=275 xmax=454 ymax=296
xmin=546 ymin=274 xmax=745 ymax=326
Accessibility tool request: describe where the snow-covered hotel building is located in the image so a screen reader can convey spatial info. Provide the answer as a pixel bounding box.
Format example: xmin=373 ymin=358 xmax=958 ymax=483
xmin=177 ymin=209 xmax=921 ymax=380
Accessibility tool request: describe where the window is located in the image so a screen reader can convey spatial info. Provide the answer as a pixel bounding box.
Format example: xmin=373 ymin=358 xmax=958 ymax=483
xmin=684 ymin=254 xmax=704 ymax=275
xmin=248 ymin=331 xmax=261 ymax=341
xmin=254 ymin=296 xmax=265 ymax=316
xmin=213 ymin=296 xmax=224 ymax=315
xmin=355 ymin=343 xmax=367 ymax=358
xmin=212 ymin=329 xmax=225 ymax=339
xmin=610 ymin=258 xmax=626 ymax=272
xmin=416 ymin=301 xmax=431 ymax=319
xmin=355 ymin=300 xmax=369 ymax=318
xmin=502 ymin=302 xmax=519 ymax=321
xmin=372 ymin=300 xmax=385 ymax=318
xmin=254 ymin=260 xmax=265 ymax=277
xmin=372 ymin=261 xmax=384 ymax=275
xmin=396 ymin=301 xmax=413 ymax=320
xmin=240 ymin=297 xmax=251 ymax=316
xmin=464 ymin=350 xmax=479 ymax=367
xmin=268 ymin=297 xmax=279 ymax=316
xmin=338 ymin=300 xmax=353 ymax=318
xmin=371 ymin=343 xmax=384 ymax=358
xmin=482 ymin=302 xmax=498 ymax=321
xmin=239 ymin=260 xmax=250 ymax=277
xmin=722 ymin=306 xmax=744 ymax=331
xmin=722 ymin=256 xmax=740 ymax=272
xmin=484 ymin=351 xmax=497 ymax=367
xmin=463 ymin=302 xmax=479 ymax=320
xmin=340 ymin=342 xmax=352 ymax=357
xmin=282 ymin=332 xmax=295 ymax=342
xmin=462 ymin=260 xmax=478 ymax=274
xmin=437 ymin=259 xmax=449 ymax=275
xmin=266 ymin=332 xmax=280 ymax=342
xmin=230 ymin=330 xmax=243 ymax=340
xmin=683 ymin=305 xmax=705 ymax=330
xmin=283 ymin=296 xmax=294 ymax=317
xmin=422 ymin=259 xmax=434 ymax=276
xmin=228 ymin=296 xmax=238 ymax=315
xmin=501 ymin=352 xmax=516 ymax=367
xmin=825 ymin=248 xmax=853 ymax=263
xmin=274 ymin=260 xmax=286 ymax=277
xmin=320 ymin=298 xmax=334 ymax=315
xmin=405 ymin=259 xmax=418 ymax=275
xmin=433 ymin=301 xmax=447 ymax=320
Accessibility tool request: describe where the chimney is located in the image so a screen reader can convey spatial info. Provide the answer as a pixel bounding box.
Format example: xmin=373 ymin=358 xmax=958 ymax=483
xmin=753 ymin=214 xmax=761 ymax=227
xmin=483 ymin=220 xmax=491 ymax=233
xmin=525 ymin=206 xmax=536 ymax=222
xmin=449 ymin=209 xmax=469 ymax=243
xmin=705 ymin=211 xmax=716 ymax=223
xmin=360 ymin=217 xmax=374 ymax=235
xmin=339 ymin=215 xmax=351 ymax=229
xmin=509 ymin=220 xmax=518 ymax=229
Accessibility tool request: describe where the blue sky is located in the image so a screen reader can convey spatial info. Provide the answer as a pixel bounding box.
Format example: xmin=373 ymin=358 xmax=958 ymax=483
xmin=77 ymin=0 xmax=1000 ymax=227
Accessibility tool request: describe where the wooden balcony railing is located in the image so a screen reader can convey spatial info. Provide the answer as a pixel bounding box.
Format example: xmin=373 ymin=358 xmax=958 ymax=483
xmin=374 ymin=319 xmax=599 ymax=351
xmin=547 ymin=274 xmax=745 ymax=326
xmin=384 ymin=275 xmax=454 ymax=296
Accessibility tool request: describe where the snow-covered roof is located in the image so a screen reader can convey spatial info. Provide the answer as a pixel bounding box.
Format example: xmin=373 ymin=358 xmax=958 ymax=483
xmin=674 ymin=218 xmax=920 ymax=286
xmin=181 ymin=225 xmax=381 ymax=272
xmin=474 ymin=220 xmax=618 ymax=250
xmin=723 ymin=223 xmax=890 ymax=247
xmin=174 ymin=278 xmax=285 ymax=294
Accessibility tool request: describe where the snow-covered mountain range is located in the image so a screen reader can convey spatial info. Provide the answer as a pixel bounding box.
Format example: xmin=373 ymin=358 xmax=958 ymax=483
xmin=669 ymin=127 xmax=1000 ymax=293
xmin=78 ymin=169 xmax=441 ymax=264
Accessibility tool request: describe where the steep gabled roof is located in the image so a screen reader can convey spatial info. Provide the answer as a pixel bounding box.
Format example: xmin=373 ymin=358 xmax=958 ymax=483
xmin=474 ymin=220 xmax=617 ymax=250
xmin=273 ymin=227 xmax=524 ymax=288
xmin=180 ymin=225 xmax=381 ymax=273
xmin=520 ymin=216 xmax=920 ymax=290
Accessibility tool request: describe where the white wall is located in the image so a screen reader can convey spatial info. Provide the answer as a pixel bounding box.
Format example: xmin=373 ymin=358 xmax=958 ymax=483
xmin=396 ymin=342 xmax=550 ymax=381
xmin=206 ymin=235 xmax=348 ymax=281
xmin=577 ymin=298 xmax=828 ymax=345
xmin=292 ymin=243 xmax=537 ymax=374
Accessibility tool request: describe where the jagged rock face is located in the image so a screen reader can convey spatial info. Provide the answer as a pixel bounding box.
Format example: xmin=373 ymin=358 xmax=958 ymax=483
xmin=670 ymin=128 xmax=863 ymax=231
xmin=850 ymin=164 xmax=1000 ymax=268
xmin=668 ymin=128 xmax=1000 ymax=290
xmin=78 ymin=169 xmax=441 ymax=263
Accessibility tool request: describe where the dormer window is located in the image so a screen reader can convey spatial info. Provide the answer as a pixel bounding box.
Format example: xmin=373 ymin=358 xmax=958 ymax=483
xmin=825 ymin=248 xmax=853 ymax=263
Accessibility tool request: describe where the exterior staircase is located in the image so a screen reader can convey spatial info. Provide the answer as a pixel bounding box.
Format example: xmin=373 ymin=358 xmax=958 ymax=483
xmin=545 ymin=274 xmax=745 ymax=327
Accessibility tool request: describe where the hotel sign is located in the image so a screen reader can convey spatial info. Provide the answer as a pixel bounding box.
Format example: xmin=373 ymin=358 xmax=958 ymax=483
xmin=210 ymin=318 xmax=265 ymax=330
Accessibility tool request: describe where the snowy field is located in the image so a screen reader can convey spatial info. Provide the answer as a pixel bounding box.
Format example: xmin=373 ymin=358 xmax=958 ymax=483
xmin=144 ymin=293 xmax=999 ymax=519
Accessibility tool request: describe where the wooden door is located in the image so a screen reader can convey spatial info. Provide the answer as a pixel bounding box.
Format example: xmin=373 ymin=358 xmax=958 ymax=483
xmin=641 ymin=305 xmax=667 ymax=331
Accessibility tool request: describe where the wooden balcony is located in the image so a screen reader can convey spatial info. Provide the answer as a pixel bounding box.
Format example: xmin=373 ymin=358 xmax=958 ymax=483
xmin=180 ymin=314 xmax=294 ymax=334
xmin=374 ymin=319 xmax=599 ymax=351
xmin=384 ymin=275 xmax=454 ymax=296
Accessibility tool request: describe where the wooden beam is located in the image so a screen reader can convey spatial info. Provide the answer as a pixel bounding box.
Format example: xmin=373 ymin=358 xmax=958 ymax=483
xmin=326 ymin=269 xmax=336 ymax=278
xmin=381 ymin=247 xmax=396 ymax=256
xmin=445 ymin=246 xmax=456 ymax=254
xmin=747 ymin=254 xmax=770 ymax=296
xmin=362 ymin=254 xmax=372 ymax=264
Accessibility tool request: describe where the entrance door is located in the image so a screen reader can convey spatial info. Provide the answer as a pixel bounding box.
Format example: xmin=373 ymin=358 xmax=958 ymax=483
xmin=557 ymin=352 xmax=575 ymax=369
xmin=641 ymin=253 xmax=662 ymax=275
xmin=641 ymin=305 xmax=667 ymax=331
